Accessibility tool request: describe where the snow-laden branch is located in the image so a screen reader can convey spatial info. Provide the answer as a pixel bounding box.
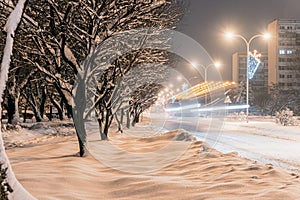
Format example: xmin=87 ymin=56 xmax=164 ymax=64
xmin=0 ymin=0 xmax=36 ymax=199
xmin=0 ymin=0 xmax=26 ymax=101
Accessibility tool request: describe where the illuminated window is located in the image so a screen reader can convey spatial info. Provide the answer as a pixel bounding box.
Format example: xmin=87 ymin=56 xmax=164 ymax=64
xmin=279 ymin=49 xmax=285 ymax=54
xmin=287 ymin=50 xmax=293 ymax=54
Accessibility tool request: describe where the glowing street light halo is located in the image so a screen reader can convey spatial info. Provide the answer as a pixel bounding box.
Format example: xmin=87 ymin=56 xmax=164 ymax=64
xmin=263 ymin=32 xmax=271 ymax=40
xmin=189 ymin=61 xmax=222 ymax=105
xmin=225 ymin=31 xmax=234 ymax=39
xmin=214 ymin=61 xmax=221 ymax=68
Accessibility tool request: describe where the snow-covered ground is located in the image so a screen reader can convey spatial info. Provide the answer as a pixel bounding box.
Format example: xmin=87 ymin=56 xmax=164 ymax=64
xmin=200 ymin=120 xmax=300 ymax=171
xmin=147 ymin=112 xmax=300 ymax=172
xmin=6 ymin=119 xmax=300 ymax=199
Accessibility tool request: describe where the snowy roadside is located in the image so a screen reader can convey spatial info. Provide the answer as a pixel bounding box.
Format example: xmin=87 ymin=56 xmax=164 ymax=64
xmin=142 ymin=111 xmax=300 ymax=172
xmin=3 ymin=116 xmax=300 ymax=173
xmin=190 ymin=118 xmax=300 ymax=172
xmin=2 ymin=121 xmax=75 ymax=149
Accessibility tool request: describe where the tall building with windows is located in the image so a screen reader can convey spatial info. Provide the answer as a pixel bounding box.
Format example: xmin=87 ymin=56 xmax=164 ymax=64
xmin=268 ymin=19 xmax=300 ymax=90
xmin=232 ymin=52 xmax=268 ymax=94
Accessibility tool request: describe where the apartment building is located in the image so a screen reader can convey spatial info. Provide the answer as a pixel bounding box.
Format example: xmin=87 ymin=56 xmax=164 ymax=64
xmin=268 ymin=19 xmax=300 ymax=90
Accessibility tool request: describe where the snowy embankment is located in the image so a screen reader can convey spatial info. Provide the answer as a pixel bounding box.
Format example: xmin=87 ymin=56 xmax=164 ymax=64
xmin=149 ymin=111 xmax=300 ymax=172
xmin=5 ymin=121 xmax=300 ymax=199
xmin=195 ymin=119 xmax=300 ymax=171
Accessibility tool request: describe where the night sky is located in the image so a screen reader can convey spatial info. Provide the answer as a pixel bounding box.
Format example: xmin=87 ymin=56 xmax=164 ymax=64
xmin=177 ymin=0 xmax=300 ymax=80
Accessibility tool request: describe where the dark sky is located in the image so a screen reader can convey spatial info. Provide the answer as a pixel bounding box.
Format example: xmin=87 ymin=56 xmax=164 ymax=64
xmin=177 ymin=0 xmax=300 ymax=80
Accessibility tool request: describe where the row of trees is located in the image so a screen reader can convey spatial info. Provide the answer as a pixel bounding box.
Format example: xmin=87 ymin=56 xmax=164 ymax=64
xmin=252 ymin=84 xmax=300 ymax=115
xmin=0 ymin=0 xmax=187 ymax=156
xmin=228 ymin=81 xmax=300 ymax=116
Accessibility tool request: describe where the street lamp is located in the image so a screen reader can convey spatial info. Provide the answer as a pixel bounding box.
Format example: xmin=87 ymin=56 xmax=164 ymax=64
xmin=225 ymin=32 xmax=270 ymax=122
xmin=191 ymin=61 xmax=221 ymax=105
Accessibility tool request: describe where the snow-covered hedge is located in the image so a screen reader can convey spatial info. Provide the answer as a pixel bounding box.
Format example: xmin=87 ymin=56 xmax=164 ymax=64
xmin=275 ymin=108 xmax=299 ymax=126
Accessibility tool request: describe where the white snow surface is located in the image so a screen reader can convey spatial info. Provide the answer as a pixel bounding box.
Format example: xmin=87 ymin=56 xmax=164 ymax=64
xmin=149 ymin=112 xmax=300 ymax=172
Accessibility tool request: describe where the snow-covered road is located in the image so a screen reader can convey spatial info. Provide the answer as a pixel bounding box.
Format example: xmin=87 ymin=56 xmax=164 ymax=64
xmin=199 ymin=121 xmax=300 ymax=171
xmin=148 ymin=113 xmax=300 ymax=172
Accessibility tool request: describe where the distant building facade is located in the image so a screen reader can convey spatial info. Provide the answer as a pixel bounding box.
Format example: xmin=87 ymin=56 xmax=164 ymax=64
xmin=232 ymin=52 xmax=268 ymax=94
xmin=268 ymin=19 xmax=300 ymax=90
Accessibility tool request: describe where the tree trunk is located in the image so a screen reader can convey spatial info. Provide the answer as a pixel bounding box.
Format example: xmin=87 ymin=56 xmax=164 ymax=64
xmin=13 ymin=92 xmax=20 ymax=123
xmin=126 ymin=110 xmax=131 ymax=128
xmin=73 ymin=113 xmax=87 ymax=157
xmin=53 ymin=82 xmax=72 ymax=118
xmin=114 ymin=113 xmax=123 ymax=133
xmin=7 ymin=95 xmax=15 ymax=124
xmin=98 ymin=118 xmax=108 ymax=140
xmin=6 ymin=91 xmax=20 ymax=124
xmin=120 ymin=108 xmax=124 ymax=125
xmin=131 ymin=107 xmax=140 ymax=127
xmin=59 ymin=111 xmax=64 ymax=120
xmin=49 ymin=95 xmax=64 ymax=121
xmin=57 ymin=106 xmax=64 ymax=121
xmin=60 ymin=98 xmax=65 ymax=119
xmin=101 ymin=111 xmax=112 ymax=140
xmin=104 ymin=109 xmax=110 ymax=139
xmin=39 ymin=87 xmax=47 ymax=119
xmin=73 ymin=78 xmax=87 ymax=156
xmin=49 ymin=104 xmax=53 ymax=121
xmin=28 ymin=92 xmax=43 ymax=122
xmin=132 ymin=114 xmax=139 ymax=127
xmin=65 ymin=103 xmax=73 ymax=119
xmin=23 ymin=104 xmax=27 ymax=123
xmin=136 ymin=113 xmax=140 ymax=123
xmin=96 ymin=107 xmax=113 ymax=140
xmin=33 ymin=106 xmax=43 ymax=122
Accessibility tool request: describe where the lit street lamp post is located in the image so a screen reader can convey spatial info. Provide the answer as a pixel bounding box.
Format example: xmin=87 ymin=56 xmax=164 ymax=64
xmin=192 ymin=62 xmax=221 ymax=105
xmin=226 ymin=32 xmax=270 ymax=122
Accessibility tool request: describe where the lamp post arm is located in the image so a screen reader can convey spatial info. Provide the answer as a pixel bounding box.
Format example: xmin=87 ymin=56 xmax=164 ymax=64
xmin=234 ymin=34 xmax=263 ymax=48
xmin=249 ymin=34 xmax=263 ymax=45
xmin=233 ymin=34 xmax=248 ymax=47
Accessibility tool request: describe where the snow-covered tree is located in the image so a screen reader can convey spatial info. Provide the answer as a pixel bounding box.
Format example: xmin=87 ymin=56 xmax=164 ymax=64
xmin=6 ymin=0 xmax=186 ymax=156
xmin=2 ymin=66 xmax=38 ymax=124
xmin=96 ymin=61 xmax=170 ymax=137
xmin=265 ymin=83 xmax=298 ymax=116
xmin=0 ymin=0 xmax=36 ymax=198
xmin=130 ymin=83 xmax=163 ymax=126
